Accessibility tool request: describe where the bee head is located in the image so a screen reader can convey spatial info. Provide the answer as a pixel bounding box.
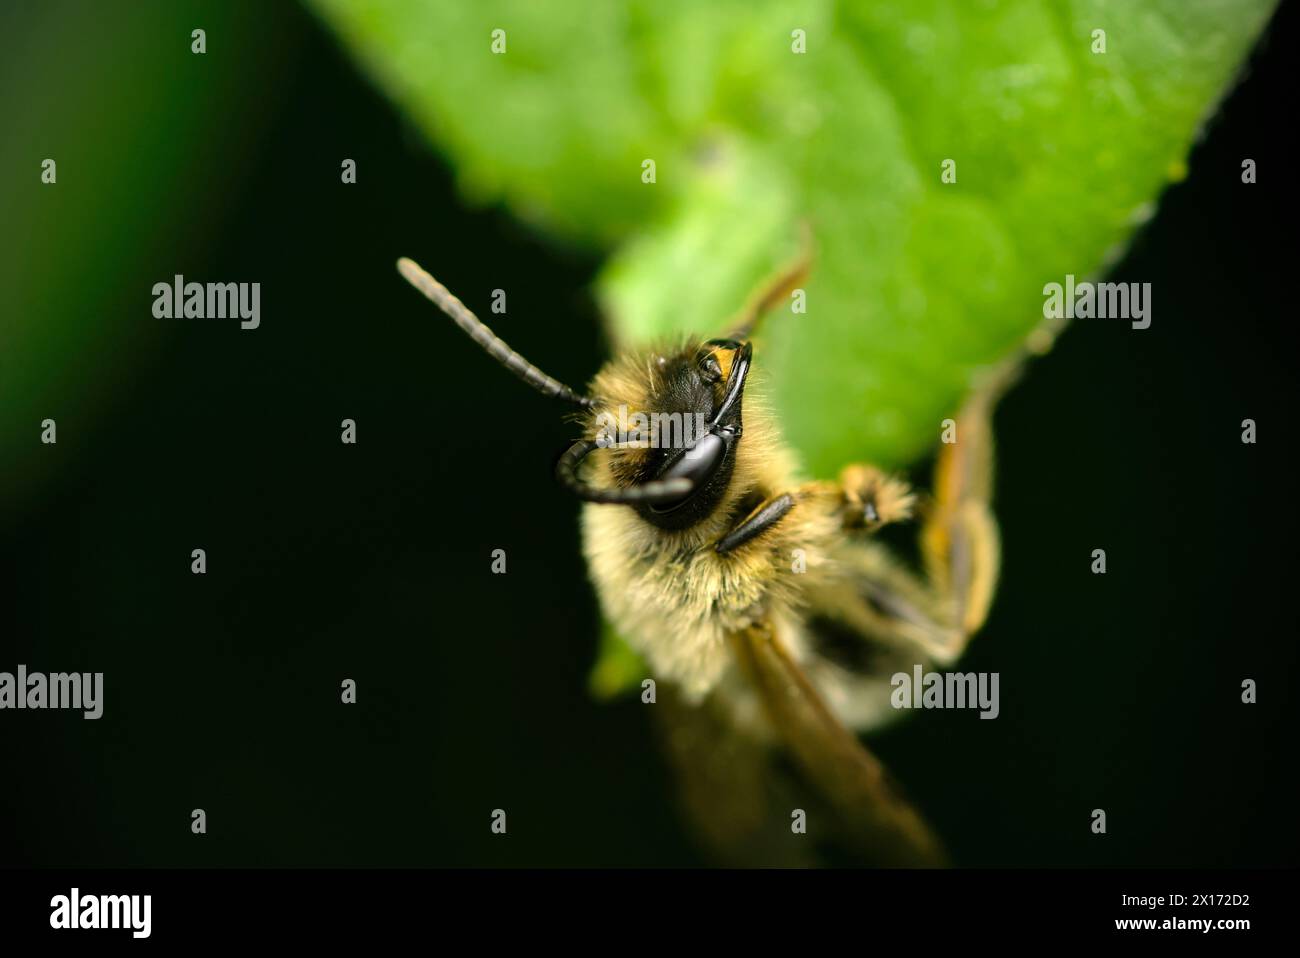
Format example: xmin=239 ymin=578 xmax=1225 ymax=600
xmin=396 ymin=258 xmax=753 ymax=529
xmin=578 ymin=339 xmax=754 ymax=530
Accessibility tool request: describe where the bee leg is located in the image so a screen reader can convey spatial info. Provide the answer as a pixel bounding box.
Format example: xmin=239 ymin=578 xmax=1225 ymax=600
xmin=919 ymin=376 xmax=1003 ymax=649
xmin=836 ymin=464 xmax=917 ymax=532
xmin=864 ymin=359 xmax=1026 ymax=662
xmin=715 ymin=494 xmax=794 ymax=555
xmin=802 ymin=353 xmax=1031 ymax=669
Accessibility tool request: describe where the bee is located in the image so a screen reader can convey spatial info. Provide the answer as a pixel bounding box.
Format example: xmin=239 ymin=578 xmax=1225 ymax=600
xmin=398 ymin=251 xmax=1038 ymax=866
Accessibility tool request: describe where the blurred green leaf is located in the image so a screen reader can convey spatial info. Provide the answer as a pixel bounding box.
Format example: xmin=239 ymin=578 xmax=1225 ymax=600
xmin=588 ymin=619 xmax=648 ymax=700
xmin=312 ymin=0 xmax=1274 ymax=474
xmin=310 ymin=0 xmax=1275 ymax=694
xmin=0 ymin=0 xmax=285 ymax=522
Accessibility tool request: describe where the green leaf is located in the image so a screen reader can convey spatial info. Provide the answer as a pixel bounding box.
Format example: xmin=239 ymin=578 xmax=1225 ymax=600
xmin=308 ymin=0 xmax=1276 ymax=686
xmin=588 ymin=619 xmax=648 ymax=700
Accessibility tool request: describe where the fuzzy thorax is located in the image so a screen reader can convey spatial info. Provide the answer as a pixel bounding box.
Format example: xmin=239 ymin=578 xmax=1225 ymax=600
xmin=578 ymin=344 xmax=838 ymax=701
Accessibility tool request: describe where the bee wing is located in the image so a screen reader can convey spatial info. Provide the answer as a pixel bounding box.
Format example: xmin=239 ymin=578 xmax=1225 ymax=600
xmin=728 ymin=621 xmax=948 ymax=867
xmin=649 ymin=685 xmax=824 ymax=867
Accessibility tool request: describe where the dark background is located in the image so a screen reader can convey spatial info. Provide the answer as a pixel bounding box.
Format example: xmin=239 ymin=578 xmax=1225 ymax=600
xmin=1 ymin=1 xmax=1296 ymax=867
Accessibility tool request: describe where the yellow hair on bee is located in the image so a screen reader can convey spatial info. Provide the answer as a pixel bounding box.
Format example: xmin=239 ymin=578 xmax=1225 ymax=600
xmin=579 ymin=342 xmax=841 ymax=702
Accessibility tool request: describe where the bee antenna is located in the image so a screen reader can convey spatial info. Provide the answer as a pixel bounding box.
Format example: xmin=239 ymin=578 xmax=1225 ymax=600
xmin=397 ymin=257 xmax=596 ymax=408
xmin=726 ymin=221 xmax=813 ymax=341
xmin=555 ymin=439 xmax=694 ymax=505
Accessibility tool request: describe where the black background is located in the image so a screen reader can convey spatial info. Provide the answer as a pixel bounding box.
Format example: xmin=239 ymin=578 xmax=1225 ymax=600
xmin=1 ymin=0 xmax=1296 ymax=868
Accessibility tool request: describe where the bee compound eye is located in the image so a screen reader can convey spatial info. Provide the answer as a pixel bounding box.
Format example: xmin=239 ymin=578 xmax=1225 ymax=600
xmin=699 ymin=354 xmax=723 ymax=383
